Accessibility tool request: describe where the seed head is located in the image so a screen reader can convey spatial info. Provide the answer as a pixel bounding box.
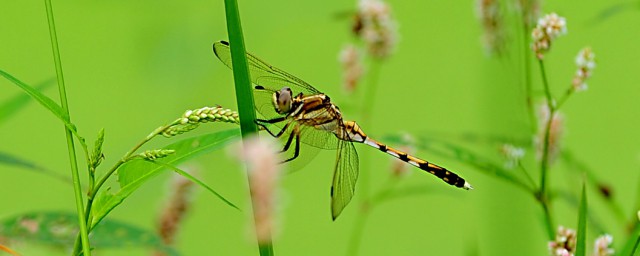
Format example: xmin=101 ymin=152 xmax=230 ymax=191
xmin=516 ymin=0 xmax=541 ymax=28
xmin=157 ymin=170 xmax=197 ymax=246
xmin=476 ymin=0 xmax=506 ymax=56
xmin=162 ymin=106 xmax=239 ymax=137
xmin=535 ymin=103 xmax=564 ymax=166
xmin=138 ymin=149 xmax=175 ymax=160
xmin=593 ymin=234 xmax=614 ymax=256
xmin=548 ymin=226 xmax=577 ymax=256
xmin=499 ymin=144 xmax=525 ymax=169
xmin=354 ymin=0 xmax=398 ymax=59
xmin=235 ymin=136 xmax=282 ymax=245
xmin=339 ymin=44 xmax=364 ymax=93
xmin=532 ymin=13 xmax=567 ymax=60
xmin=571 ymin=47 xmax=596 ymax=92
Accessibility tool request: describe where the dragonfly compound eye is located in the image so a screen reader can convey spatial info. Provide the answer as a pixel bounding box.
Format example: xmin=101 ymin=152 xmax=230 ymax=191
xmin=273 ymin=87 xmax=293 ymax=114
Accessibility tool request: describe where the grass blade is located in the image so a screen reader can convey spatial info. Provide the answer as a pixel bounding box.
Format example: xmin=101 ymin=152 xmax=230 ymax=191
xmin=575 ymin=181 xmax=587 ymax=256
xmin=620 ymin=223 xmax=640 ymax=256
xmin=0 ymin=70 xmax=67 ymax=122
xmin=146 ymin=160 xmax=240 ymax=210
xmin=221 ymin=0 xmax=273 ymax=254
xmin=0 ymin=151 xmax=70 ymax=184
xmin=0 ymin=78 xmax=54 ymax=124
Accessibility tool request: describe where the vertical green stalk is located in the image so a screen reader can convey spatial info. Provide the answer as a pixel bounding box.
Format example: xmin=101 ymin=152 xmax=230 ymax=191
xmin=221 ymin=0 xmax=273 ymax=255
xmin=537 ymin=59 xmax=555 ymax=240
xmin=43 ymin=1 xmax=92 ymax=255
xmin=358 ymin=59 xmax=381 ymax=201
xmin=522 ymin=25 xmax=535 ymax=133
xmin=346 ymin=59 xmax=382 ymax=255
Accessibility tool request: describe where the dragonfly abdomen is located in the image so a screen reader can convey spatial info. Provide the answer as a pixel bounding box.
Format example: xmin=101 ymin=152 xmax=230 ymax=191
xmin=364 ymin=137 xmax=473 ymax=190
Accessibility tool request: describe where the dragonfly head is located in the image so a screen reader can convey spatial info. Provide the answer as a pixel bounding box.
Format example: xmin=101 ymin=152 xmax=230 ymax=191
xmin=273 ymin=87 xmax=294 ymax=114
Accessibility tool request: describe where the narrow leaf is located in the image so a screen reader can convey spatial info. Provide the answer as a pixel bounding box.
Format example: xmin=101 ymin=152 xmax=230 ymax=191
xmin=575 ymin=181 xmax=587 ymax=256
xmin=92 ymin=129 xmax=240 ymax=227
xmin=0 ymin=78 xmax=54 ymax=124
xmin=619 ymin=222 xmax=640 ymax=256
xmin=0 ymin=211 xmax=178 ymax=255
xmin=0 ymin=70 xmax=85 ymax=146
xmin=147 ymin=160 xmax=239 ymax=210
xmin=0 ymin=70 xmax=67 ymax=122
xmin=0 ymin=150 xmax=70 ymax=184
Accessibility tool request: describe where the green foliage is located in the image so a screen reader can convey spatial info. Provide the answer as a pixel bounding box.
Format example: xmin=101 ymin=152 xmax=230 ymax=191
xmin=92 ymin=129 xmax=241 ymax=227
xmin=575 ymin=182 xmax=587 ymax=256
xmin=0 ymin=211 xmax=178 ymax=255
xmin=0 ymin=78 xmax=54 ymax=124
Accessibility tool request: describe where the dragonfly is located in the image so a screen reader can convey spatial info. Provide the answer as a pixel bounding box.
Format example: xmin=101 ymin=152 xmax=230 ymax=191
xmin=213 ymin=40 xmax=472 ymax=220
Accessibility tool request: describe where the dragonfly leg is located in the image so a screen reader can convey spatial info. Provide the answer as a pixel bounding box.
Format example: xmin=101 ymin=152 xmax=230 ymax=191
xmin=280 ymin=126 xmax=301 ymax=164
xmin=256 ymin=119 xmax=290 ymax=138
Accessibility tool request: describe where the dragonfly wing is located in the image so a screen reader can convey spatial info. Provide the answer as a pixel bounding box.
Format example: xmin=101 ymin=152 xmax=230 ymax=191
xmin=330 ymin=140 xmax=359 ymax=220
xmin=212 ymin=41 xmax=321 ymax=97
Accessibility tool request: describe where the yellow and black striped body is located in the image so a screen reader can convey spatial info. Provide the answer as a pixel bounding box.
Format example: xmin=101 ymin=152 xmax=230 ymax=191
xmin=340 ymin=120 xmax=472 ymax=190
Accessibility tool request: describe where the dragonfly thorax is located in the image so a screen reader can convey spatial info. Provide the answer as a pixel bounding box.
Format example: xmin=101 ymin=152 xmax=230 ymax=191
xmin=272 ymin=87 xmax=294 ymax=114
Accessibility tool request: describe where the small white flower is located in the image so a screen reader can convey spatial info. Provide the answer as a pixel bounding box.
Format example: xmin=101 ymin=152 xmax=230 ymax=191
xmin=532 ymin=13 xmax=568 ymax=59
xmin=593 ymin=234 xmax=614 ymax=256
xmin=571 ymin=47 xmax=596 ymax=92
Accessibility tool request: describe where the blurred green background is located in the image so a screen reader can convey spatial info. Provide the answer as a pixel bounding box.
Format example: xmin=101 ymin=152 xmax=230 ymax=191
xmin=1 ymin=0 xmax=639 ymax=255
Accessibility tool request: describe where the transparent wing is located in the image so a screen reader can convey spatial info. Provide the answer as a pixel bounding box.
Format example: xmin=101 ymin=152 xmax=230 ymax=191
xmin=212 ymin=41 xmax=322 ymax=97
xmin=330 ymin=139 xmax=359 ymax=220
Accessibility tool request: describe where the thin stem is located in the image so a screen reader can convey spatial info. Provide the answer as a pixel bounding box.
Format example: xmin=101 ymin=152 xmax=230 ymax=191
xmin=44 ymin=1 xmax=91 ymax=255
xmin=537 ymin=59 xmax=555 ymax=240
xmin=346 ymin=178 xmax=398 ymax=256
xmin=554 ymin=88 xmax=573 ymax=110
xmin=538 ymin=60 xmax=554 ymax=195
xmin=522 ymin=23 xmax=535 ymax=133
xmin=540 ymin=195 xmax=555 ymax=240
xmin=73 ymin=122 xmax=178 ymax=253
xmin=360 ymin=59 xmax=382 ymax=126
xmin=358 ymin=59 xmax=382 ymax=202
xmin=346 ymin=207 xmax=370 ymax=256
xmin=517 ymin=161 xmax=537 ymax=190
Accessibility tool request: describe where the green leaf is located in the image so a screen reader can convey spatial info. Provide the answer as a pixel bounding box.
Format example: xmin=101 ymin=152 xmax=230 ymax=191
xmin=0 ymin=70 xmax=85 ymax=146
xmin=0 ymin=150 xmax=70 ymax=184
xmin=222 ymin=0 xmax=258 ymax=138
xmin=0 ymin=211 xmax=178 ymax=255
xmin=552 ymin=189 xmax=606 ymax=235
xmin=92 ymin=129 xmax=240 ymax=227
xmin=620 ymin=222 xmax=640 ymax=256
xmin=0 ymin=78 xmax=54 ymax=124
xmin=148 ymin=160 xmax=239 ymax=210
xmin=0 ymin=70 xmax=67 ymax=122
xmin=575 ymin=181 xmax=587 ymax=256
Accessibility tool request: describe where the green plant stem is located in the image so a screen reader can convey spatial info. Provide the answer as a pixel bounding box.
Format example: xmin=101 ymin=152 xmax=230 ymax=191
xmin=537 ymin=60 xmax=556 ymax=240
xmin=346 ymin=178 xmax=398 ymax=255
xmin=73 ymin=121 xmax=178 ymax=254
xmin=44 ymin=1 xmax=91 ymax=255
xmin=555 ymin=88 xmax=573 ymax=110
xmin=522 ymin=23 xmax=535 ymax=133
xmin=222 ymin=0 xmax=272 ymax=254
xmin=538 ymin=60 xmax=554 ymax=196
xmin=358 ymin=59 xmax=381 ymax=204
xmin=517 ymin=161 xmax=537 ymax=191
xmin=347 ymin=60 xmax=383 ymax=255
